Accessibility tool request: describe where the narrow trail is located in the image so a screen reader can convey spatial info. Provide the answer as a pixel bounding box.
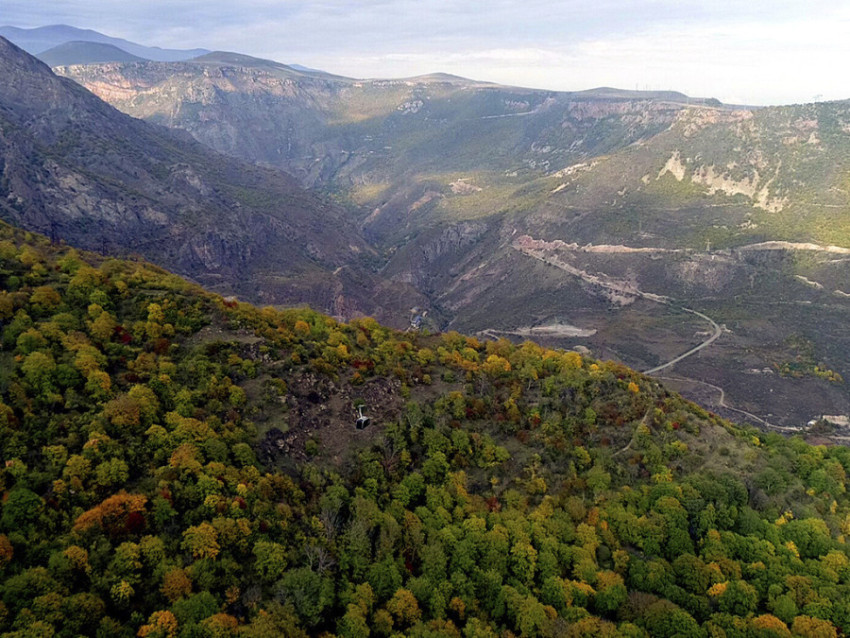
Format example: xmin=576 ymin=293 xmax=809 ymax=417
xmin=613 ymin=408 xmax=652 ymax=457
xmin=478 ymin=325 xmax=596 ymax=340
xmin=655 ymin=374 xmax=830 ymax=437
xmin=653 ymin=375 xmax=803 ymax=433
xmin=643 ymin=308 xmax=722 ymax=374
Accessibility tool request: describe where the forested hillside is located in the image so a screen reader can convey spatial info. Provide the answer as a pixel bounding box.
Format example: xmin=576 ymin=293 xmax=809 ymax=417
xmin=0 ymin=222 xmax=849 ymax=637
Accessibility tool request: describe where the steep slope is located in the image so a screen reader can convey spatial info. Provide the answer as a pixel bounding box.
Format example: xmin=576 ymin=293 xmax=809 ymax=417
xmin=2 ymin=221 xmax=850 ymax=636
xmin=56 ymin=55 xmax=850 ymax=429
xmin=0 ymin=24 xmax=208 ymax=60
xmin=55 ymin=55 xmax=710 ymax=207
xmin=37 ymin=41 xmax=147 ymax=66
xmin=0 ymin=36 xmax=427 ymax=326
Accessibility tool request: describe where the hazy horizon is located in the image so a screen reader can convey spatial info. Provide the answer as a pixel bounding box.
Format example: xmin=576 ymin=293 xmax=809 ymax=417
xmin=3 ymin=1 xmax=850 ymax=106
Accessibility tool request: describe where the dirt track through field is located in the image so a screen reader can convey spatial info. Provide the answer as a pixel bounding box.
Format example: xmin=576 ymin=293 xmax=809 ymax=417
xmin=642 ymin=308 xmax=721 ymax=374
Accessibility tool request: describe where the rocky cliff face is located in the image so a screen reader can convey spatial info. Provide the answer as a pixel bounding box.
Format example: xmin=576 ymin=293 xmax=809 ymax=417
xmin=57 ymin=56 xmax=850 ymax=250
xmin=0 ymin=37 xmax=427 ymax=326
xmin=56 ymin=57 xmax=699 ymax=195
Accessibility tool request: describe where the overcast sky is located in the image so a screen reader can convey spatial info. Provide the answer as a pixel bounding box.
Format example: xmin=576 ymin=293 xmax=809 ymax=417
xmin=4 ymin=0 xmax=850 ymax=105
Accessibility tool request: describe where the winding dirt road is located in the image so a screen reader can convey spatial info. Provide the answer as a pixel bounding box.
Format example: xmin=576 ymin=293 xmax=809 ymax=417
xmin=512 ymin=241 xmax=811 ymax=434
xmin=511 ymin=240 xmax=837 ymax=435
xmin=652 ymin=375 xmax=804 ymax=432
xmin=642 ymin=308 xmax=722 ymax=374
xmin=513 ymin=242 xmax=721 ymax=374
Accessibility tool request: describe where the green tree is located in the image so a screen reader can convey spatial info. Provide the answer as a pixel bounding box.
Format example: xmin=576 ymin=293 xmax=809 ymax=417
xmin=253 ymin=541 xmax=288 ymax=583
xmin=279 ymin=568 xmax=334 ymax=628
xmin=386 ymin=588 xmax=421 ymax=628
xmin=640 ymin=600 xmax=703 ymax=638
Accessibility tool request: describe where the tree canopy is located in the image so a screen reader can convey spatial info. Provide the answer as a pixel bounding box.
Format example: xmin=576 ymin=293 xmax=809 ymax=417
xmin=0 ymin=222 xmax=849 ymax=636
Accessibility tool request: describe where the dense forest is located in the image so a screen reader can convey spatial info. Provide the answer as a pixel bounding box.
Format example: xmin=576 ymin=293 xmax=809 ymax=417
xmin=1 ymin=221 xmax=849 ymax=637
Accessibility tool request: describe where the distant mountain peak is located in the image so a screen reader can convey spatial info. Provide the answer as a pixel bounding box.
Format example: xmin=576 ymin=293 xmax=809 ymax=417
xmin=0 ymin=23 xmax=209 ymax=61
xmin=190 ymin=51 xmax=285 ymax=68
xmin=406 ymin=72 xmax=473 ymax=82
xmin=570 ymin=86 xmax=720 ymax=104
xmin=189 ymin=51 xmax=348 ymax=80
xmin=38 ymin=40 xmax=147 ymax=66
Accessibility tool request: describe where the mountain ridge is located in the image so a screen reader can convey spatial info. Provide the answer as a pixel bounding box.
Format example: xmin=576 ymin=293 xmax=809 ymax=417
xmin=0 ymin=35 xmax=427 ymax=327
xmin=0 ymin=24 xmax=209 ymax=61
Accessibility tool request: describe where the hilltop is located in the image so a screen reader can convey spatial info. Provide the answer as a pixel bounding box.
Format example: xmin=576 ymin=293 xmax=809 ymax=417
xmin=2 ymin=221 xmax=850 ymax=636
xmin=37 ymin=41 xmax=147 ymax=67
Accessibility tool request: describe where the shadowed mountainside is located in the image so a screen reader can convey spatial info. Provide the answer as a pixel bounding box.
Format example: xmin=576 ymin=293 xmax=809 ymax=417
xmin=0 ymin=37 xmax=428 ymax=327
xmin=37 ymin=41 xmax=147 ymax=66
xmin=0 ymin=24 xmax=208 ymax=60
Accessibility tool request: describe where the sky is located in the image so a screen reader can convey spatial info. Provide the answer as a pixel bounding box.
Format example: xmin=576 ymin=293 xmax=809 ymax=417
xmin=3 ymin=0 xmax=850 ymax=105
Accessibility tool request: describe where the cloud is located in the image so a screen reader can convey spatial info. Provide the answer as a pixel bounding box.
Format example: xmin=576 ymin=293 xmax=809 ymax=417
xmin=292 ymin=4 xmax=850 ymax=104
xmin=3 ymin=0 xmax=850 ymax=104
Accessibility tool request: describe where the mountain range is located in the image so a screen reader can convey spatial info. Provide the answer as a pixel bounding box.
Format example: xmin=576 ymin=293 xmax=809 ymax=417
xmin=1 ymin=27 xmax=850 ymax=431
xmin=0 ymin=24 xmax=209 ymax=61
xmin=0 ymin=36 xmax=425 ymax=327
xmin=44 ymin=47 xmax=850 ymax=431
